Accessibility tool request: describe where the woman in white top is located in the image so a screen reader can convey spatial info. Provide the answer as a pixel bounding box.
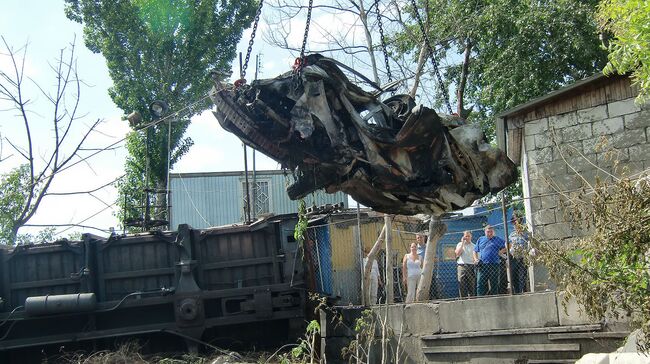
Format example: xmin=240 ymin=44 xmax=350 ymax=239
xmin=402 ymin=242 xmax=422 ymax=303
xmin=455 ymin=230 xmax=476 ymax=298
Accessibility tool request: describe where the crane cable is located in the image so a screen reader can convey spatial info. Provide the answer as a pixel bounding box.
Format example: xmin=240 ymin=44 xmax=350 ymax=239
xmin=237 ymin=0 xmax=265 ymax=86
xmin=374 ymin=0 xmax=393 ymax=84
xmin=293 ymin=0 xmax=315 ymax=72
xmin=409 ymin=0 xmax=454 ymax=114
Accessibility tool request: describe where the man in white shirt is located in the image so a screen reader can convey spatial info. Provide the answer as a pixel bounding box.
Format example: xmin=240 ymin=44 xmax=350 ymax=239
xmin=455 ymin=230 xmax=476 ymax=298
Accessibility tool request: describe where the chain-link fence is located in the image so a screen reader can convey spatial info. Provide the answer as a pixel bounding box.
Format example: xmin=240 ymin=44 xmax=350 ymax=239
xmin=299 ymin=205 xmax=531 ymax=305
xmin=303 ymin=225 xmax=334 ymax=296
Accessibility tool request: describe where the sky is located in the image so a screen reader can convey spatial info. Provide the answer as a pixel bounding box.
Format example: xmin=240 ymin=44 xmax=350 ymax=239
xmin=0 ymin=0 xmax=371 ymax=239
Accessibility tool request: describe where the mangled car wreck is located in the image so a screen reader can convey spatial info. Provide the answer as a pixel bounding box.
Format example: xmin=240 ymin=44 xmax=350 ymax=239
xmin=210 ymin=54 xmax=517 ymax=215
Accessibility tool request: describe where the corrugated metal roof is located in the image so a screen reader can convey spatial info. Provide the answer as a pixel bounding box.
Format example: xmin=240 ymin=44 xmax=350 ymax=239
xmin=496 ymin=72 xmax=608 ymax=118
xmin=170 ymin=171 xmax=348 ymax=229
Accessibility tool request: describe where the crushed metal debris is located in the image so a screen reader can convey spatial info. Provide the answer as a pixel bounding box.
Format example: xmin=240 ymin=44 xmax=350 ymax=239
xmin=210 ymin=54 xmax=517 ymax=215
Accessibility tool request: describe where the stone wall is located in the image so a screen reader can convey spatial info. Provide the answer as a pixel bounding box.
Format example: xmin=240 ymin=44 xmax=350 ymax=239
xmin=524 ymin=98 xmax=649 ymax=239
xmin=519 ymin=97 xmax=649 ymax=290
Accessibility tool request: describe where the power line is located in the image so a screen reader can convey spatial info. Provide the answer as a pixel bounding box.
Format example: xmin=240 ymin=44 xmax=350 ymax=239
xmin=25 ymin=223 xmax=112 ymax=234
xmin=177 ymin=173 xmax=212 ymax=227
xmin=46 ymin=174 xmax=125 ymax=196
xmin=54 ymin=202 xmax=118 ymax=235
xmin=50 ymin=94 xmax=212 ymax=178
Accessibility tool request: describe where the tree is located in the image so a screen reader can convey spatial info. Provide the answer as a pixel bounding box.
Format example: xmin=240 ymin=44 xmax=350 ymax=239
xmin=597 ymin=0 xmax=650 ymax=103
xmin=64 ymin=0 xmax=257 ymax=229
xmin=532 ymin=174 xmax=650 ymax=349
xmin=264 ymin=0 xmax=405 ymax=86
xmin=393 ymin=0 xmax=608 ymax=140
xmin=0 ymin=38 xmax=101 ymax=244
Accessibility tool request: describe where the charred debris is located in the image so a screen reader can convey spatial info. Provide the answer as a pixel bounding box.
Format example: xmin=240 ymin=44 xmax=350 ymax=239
xmin=210 ymin=54 xmax=517 ymax=215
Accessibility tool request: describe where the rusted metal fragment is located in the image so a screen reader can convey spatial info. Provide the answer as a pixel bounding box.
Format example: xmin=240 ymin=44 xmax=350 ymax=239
xmin=210 ymin=54 xmax=517 ymax=215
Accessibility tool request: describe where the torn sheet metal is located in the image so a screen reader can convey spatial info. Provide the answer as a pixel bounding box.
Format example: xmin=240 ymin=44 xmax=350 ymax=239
xmin=210 ymin=54 xmax=517 ymax=216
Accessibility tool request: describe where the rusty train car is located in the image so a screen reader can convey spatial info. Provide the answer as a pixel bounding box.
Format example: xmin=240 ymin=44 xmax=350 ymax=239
xmin=0 ymin=215 xmax=305 ymax=352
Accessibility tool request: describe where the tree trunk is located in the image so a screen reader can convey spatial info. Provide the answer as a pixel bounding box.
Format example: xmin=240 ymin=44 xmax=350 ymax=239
xmin=357 ymin=0 xmax=380 ymax=84
xmin=416 ymin=217 xmax=447 ymax=301
xmin=409 ymin=41 xmax=428 ymax=98
xmin=363 ymin=224 xmax=386 ymax=305
xmin=457 ymin=39 xmax=472 ymax=117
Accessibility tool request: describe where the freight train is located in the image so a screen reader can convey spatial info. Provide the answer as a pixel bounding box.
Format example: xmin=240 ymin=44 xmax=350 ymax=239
xmin=0 ymin=214 xmax=305 ymax=353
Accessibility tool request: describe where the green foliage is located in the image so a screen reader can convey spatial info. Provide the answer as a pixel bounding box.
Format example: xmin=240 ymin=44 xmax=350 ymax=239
xmin=532 ymin=175 xmax=650 ymax=349
xmin=342 ymin=309 xmax=377 ymax=363
xmin=395 ymin=0 xmax=607 ymax=139
xmin=294 ymin=199 xmax=308 ymax=244
xmin=290 ymin=320 xmax=320 ymax=360
xmin=598 ymin=0 xmax=650 ymax=103
xmin=64 ymin=0 xmax=256 ymax=228
xmin=0 ymin=165 xmax=32 ymax=244
xmin=14 ymin=227 xmax=57 ymax=245
xmin=0 ymin=166 xmax=65 ymax=244
xmin=0 ymin=166 xmax=54 ymax=244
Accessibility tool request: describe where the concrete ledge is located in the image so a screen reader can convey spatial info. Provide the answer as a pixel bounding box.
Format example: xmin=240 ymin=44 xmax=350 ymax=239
xmin=422 ymin=324 xmax=602 ymax=340
xmin=422 ymin=343 xmax=580 ymax=353
xmin=548 ymin=332 xmax=630 ymax=340
xmin=371 ymin=304 xmax=406 ymax=336
xmin=438 ymin=292 xmax=559 ymax=333
xmin=403 ymin=303 xmax=439 ymax=336
xmin=557 ymin=291 xmax=600 ymax=326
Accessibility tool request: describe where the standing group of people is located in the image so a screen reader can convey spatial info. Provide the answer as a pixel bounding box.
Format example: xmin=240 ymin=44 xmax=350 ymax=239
xmin=455 ymin=223 xmax=530 ymax=298
xmin=364 ymin=221 xmax=530 ymax=305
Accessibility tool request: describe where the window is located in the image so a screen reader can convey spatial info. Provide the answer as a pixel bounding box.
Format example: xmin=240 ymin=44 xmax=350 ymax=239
xmin=242 ymin=180 xmax=269 ymax=219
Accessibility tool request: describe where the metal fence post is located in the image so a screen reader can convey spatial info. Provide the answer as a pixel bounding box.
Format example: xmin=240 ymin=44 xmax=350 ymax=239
xmin=501 ymin=193 xmax=513 ymax=295
xmin=384 ymin=214 xmax=394 ymax=303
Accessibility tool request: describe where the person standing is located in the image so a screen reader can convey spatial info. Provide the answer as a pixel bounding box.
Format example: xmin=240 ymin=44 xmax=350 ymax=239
xmin=363 ymin=247 xmax=381 ymax=305
xmin=416 ymin=232 xmax=427 ymax=261
xmin=415 ymin=230 xmax=439 ymax=299
xmin=455 ymin=230 xmax=476 ymax=298
xmin=508 ymin=219 xmax=530 ymax=294
xmin=473 ymin=225 xmax=506 ymax=296
xmin=402 ymin=243 xmax=422 ymax=303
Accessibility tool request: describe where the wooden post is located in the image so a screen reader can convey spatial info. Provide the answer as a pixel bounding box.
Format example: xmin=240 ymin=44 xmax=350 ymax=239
xmin=384 ymin=214 xmax=394 ymax=304
xmin=356 ymin=202 xmax=364 ymax=305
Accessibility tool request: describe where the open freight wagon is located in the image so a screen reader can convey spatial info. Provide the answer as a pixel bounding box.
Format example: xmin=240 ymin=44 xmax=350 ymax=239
xmin=0 ymin=214 xmax=306 ymax=352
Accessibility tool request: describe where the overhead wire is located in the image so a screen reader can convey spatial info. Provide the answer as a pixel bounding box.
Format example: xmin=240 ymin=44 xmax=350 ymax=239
xmin=49 ymin=94 xmax=212 ymax=178
xmin=53 ymin=201 xmax=118 ymax=235
xmin=177 ymin=173 xmax=213 ymax=227
xmin=21 ymin=94 xmax=212 ymax=238
xmin=46 ymin=174 xmax=125 ymax=196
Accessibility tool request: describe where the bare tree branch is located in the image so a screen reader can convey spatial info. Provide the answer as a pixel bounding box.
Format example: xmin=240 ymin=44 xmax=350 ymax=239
xmin=0 ymin=38 xmax=107 ymax=243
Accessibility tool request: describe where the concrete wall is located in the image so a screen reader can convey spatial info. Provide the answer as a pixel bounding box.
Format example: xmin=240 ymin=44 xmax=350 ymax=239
xmin=321 ymin=292 xmax=624 ymax=363
xmin=518 ymin=98 xmax=649 ymax=290
xmin=522 ymin=98 xmax=649 ymax=240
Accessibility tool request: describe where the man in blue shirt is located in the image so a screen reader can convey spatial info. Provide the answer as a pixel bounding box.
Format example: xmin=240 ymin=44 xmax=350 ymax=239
xmin=473 ymin=225 xmax=506 ymax=296
xmin=416 ymin=232 xmax=427 ymax=261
